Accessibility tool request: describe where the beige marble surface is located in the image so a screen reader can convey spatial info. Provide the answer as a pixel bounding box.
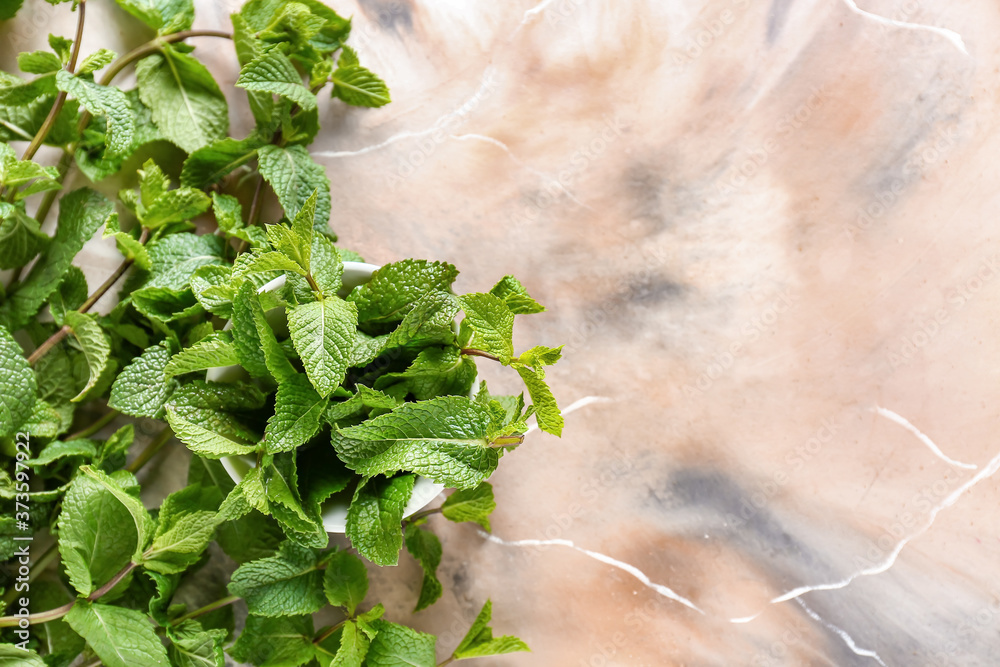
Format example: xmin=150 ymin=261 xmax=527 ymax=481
xmin=7 ymin=0 xmax=1000 ymax=664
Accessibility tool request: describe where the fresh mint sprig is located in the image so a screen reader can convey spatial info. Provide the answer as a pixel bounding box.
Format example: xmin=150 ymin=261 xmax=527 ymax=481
xmin=0 ymin=0 xmax=557 ymax=664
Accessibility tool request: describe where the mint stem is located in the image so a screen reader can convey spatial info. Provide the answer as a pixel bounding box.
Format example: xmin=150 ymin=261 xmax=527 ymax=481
xmin=65 ymin=408 xmax=120 ymax=440
xmin=27 ymin=228 xmax=149 ymax=367
xmin=126 ymin=426 xmax=174 ymax=474
xmin=169 ymin=594 xmax=240 ymax=626
xmin=14 ymin=0 xmax=86 ymax=166
xmin=0 ymin=540 xmax=59 ymax=613
xmin=438 ymin=657 xmax=455 ymax=666
xmin=0 ymin=560 xmax=136 ymax=628
xmin=460 ymin=348 xmax=501 ymax=362
xmin=405 ymin=506 xmax=443 ymax=523
xmin=313 ymin=619 xmax=348 ymax=645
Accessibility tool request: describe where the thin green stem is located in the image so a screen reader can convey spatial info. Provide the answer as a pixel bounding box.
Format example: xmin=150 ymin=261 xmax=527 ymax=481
xmin=14 ymin=0 xmax=87 ymax=166
xmin=313 ymin=619 xmax=348 ymax=646
xmin=406 ymin=506 xmax=443 ymax=524
xmin=461 ymin=348 xmax=502 ymax=363
xmin=87 ymin=562 xmax=136 ymax=601
xmin=0 ymin=560 xmax=135 ymax=628
xmin=27 ymin=228 xmax=149 ymax=366
xmin=65 ymin=408 xmax=120 ymax=441
xmin=169 ymin=595 xmax=240 ymax=626
xmin=489 ymin=434 xmax=525 ymax=448
xmin=126 ymin=426 xmax=174 ymax=474
xmin=438 ymin=657 xmax=455 ymax=667
xmin=236 ymin=174 xmax=266 ymax=255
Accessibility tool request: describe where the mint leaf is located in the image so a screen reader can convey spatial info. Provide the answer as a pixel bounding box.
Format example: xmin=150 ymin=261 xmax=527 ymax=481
xmin=143 ymin=484 xmax=222 ymax=574
xmin=265 ymin=188 xmax=317 ymax=272
xmin=382 ymin=290 xmax=460 ymax=350
xmin=326 ymin=385 xmax=398 ymax=423
xmin=236 ymin=280 xmax=298 ymax=382
xmin=237 ymin=49 xmax=317 ymax=111
xmin=404 ymin=524 xmax=442 ymax=612
xmin=0 ymin=323 xmax=36 ymax=436
xmin=0 ymin=645 xmax=45 ymax=666
xmin=366 ymin=620 xmax=436 ymax=667
xmin=29 ymin=438 xmax=97 ymax=467
xmin=65 ymin=602 xmax=170 ymax=667
xmin=80 ymin=466 xmax=155 ymax=563
xmin=164 ymin=332 xmax=238 ymax=377
xmin=146 ymin=233 xmax=226 ymax=290
xmin=0 ymin=188 xmax=112 ymax=330
xmin=513 ymin=364 xmax=562 ymax=436
xmin=453 ymin=600 xmax=529 ymax=659
xmin=459 ymin=293 xmax=514 ymax=364
xmin=0 ymin=203 xmax=48 ymax=269
xmin=374 ymin=346 xmax=475 ymax=400
xmin=64 ymin=311 xmax=111 ymax=402
xmin=489 ymin=275 xmax=545 ymax=314
xmin=345 ymin=474 xmax=414 ymax=566
xmin=332 ymin=64 xmax=390 ymax=108
xmin=180 ymin=133 xmax=264 ymax=188
xmin=263 ymin=373 xmax=327 ymax=453
xmin=58 ymin=469 xmax=147 ymax=596
xmin=314 ymin=619 xmax=371 ymax=667
xmin=231 ymin=13 xmax=274 ymax=126
xmin=233 ymin=249 xmax=308 ymax=279
xmin=347 ymin=260 xmax=458 ymax=326
xmin=287 ymin=296 xmax=357 ymax=397
xmin=166 ymin=407 xmax=258 ymax=459
xmin=78 ymin=48 xmax=116 ymax=75
xmin=441 ymin=482 xmax=495 ymax=532
xmin=109 ymin=342 xmax=178 ymax=417
xmin=332 ymin=397 xmax=499 ymax=489
xmin=17 ymin=50 xmax=61 ymax=74
xmin=141 ymin=187 xmax=211 ymax=229
xmin=96 ymin=423 xmax=135 ymax=472
xmin=55 ymin=71 xmax=134 ymax=155
xmin=257 ymin=143 xmax=331 ymax=228
xmin=168 ymin=620 xmax=227 ymax=667
xmin=322 ymin=550 xmax=368 ymax=615
xmin=229 ymin=542 xmax=326 ymax=617
xmin=112 ymin=0 xmax=194 ymax=33
xmin=311 ymin=234 xmax=343 ymax=295
xmin=228 ymin=614 xmax=314 ymax=667
xmin=136 ymin=45 xmax=228 ymax=153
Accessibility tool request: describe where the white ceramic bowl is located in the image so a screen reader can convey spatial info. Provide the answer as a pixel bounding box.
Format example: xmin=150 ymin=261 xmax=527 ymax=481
xmin=206 ymin=261 xmax=445 ymax=533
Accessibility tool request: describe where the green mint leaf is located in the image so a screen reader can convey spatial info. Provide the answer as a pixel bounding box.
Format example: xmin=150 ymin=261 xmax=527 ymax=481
xmin=517 ymin=344 xmax=563 ymax=369
xmin=265 ymin=188 xmax=317 ymax=272
xmin=141 ymin=187 xmax=211 ymax=229
xmin=0 ymin=645 xmax=45 ymax=666
xmin=64 ymin=311 xmax=111 ymax=402
xmin=332 ymin=397 xmax=499 ymax=489
xmin=166 ymin=407 xmax=258 ymax=459
xmin=136 ymin=45 xmax=228 ymax=153
xmin=143 ymin=484 xmax=222 ymax=574
xmin=164 ymin=332 xmax=239 ymax=377
xmin=338 ymin=45 xmax=360 ymax=67
xmin=237 ymin=280 xmax=298 ymax=382
xmin=96 ymin=423 xmax=135 ymax=472
xmin=513 ymin=364 xmax=563 ymax=436
xmin=0 ymin=203 xmax=48 ymax=269
xmin=112 ymin=0 xmax=194 ymax=33
xmin=0 ymin=188 xmax=112 ymax=330
xmin=233 ymin=249 xmax=309 ymax=280
xmin=29 ymin=438 xmax=97 ymax=467
xmin=257 ymin=143 xmax=331 ymax=228
xmin=17 ymin=398 xmax=61 ymax=438
xmin=168 ymin=619 xmax=228 ymax=667
xmin=381 ymin=290 xmax=460 ymax=350
xmin=217 ymin=508 xmax=284 ymax=565
xmin=102 ymin=216 xmax=151 ymax=270
xmin=109 ymin=342 xmax=178 ymax=418
xmin=374 ymin=346 xmax=475 ymax=401
xmin=287 ymin=296 xmax=357 ymax=397
xmin=345 ymin=474 xmax=414 ymax=566
xmin=237 ymin=49 xmax=318 ymax=111
xmin=65 ymin=602 xmax=170 ymax=667
xmin=80 ymin=465 xmax=155 ymax=563
xmin=131 ymin=286 xmax=204 ymax=323
xmin=265 ymin=452 xmax=329 ymax=549
xmin=310 ymin=234 xmax=343 ymax=295
xmin=441 ymin=482 xmax=495 ymax=532
xmin=231 ymin=280 xmax=272 ymax=379
xmin=0 ymin=323 xmax=36 ymax=436
xmin=332 ymin=64 xmax=390 ymax=108
xmin=55 ymin=71 xmax=134 ymax=155
xmin=138 ymin=158 xmax=170 ymax=206
xmin=228 ymin=542 xmax=326 ymax=617
xmin=347 ymin=260 xmax=458 ymax=326
xmin=58 ymin=469 xmax=146 ymax=595
xmin=326 ymin=385 xmax=398 ymax=423
xmin=211 ymin=192 xmax=244 ymax=232
xmin=459 ymin=293 xmax=514 ymax=364
xmin=78 ymin=48 xmax=116 ymax=75
xmin=17 ymin=50 xmax=62 ymax=74
xmin=228 ymin=614 xmax=315 ymax=667
xmin=146 ymin=233 xmax=227 ymax=290
xmin=180 ymin=133 xmax=265 ymax=188
xmin=453 ymin=600 xmax=529 ymax=659
xmin=264 ymin=373 xmax=327 ymax=454
xmin=314 ymin=619 xmax=370 ymax=667
xmin=321 ymin=550 xmax=368 ymax=615
xmin=231 ymin=14 xmax=274 ymax=126
xmin=489 ymin=275 xmax=546 ymax=314
xmin=48 ymin=34 xmax=73 ymax=63
xmin=366 ymin=620 xmax=436 ymax=667
xmin=404 ymin=524 xmax=442 ymax=612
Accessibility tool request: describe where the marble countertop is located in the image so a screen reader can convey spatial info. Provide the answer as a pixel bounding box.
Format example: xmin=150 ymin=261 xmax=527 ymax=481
xmin=6 ymin=0 xmax=1000 ymax=664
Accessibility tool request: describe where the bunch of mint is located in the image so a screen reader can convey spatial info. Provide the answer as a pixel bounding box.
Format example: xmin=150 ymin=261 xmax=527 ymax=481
xmin=0 ymin=0 xmax=565 ymax=665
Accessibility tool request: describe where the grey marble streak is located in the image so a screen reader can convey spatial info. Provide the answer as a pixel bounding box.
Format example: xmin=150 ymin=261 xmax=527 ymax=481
xmin=5 ymin=0 xmax=1000 ymax=664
